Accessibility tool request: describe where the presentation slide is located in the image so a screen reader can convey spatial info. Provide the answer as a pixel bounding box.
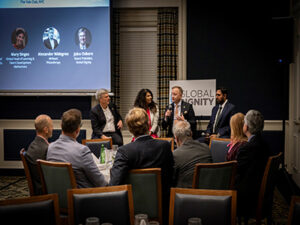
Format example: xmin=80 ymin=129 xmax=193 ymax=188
xmin=0 ymin=0 xmax=111 ymax=93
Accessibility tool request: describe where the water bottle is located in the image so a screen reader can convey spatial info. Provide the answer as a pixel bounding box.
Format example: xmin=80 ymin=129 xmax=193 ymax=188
xmin=100 ymin=144 xmax=106 ymax=164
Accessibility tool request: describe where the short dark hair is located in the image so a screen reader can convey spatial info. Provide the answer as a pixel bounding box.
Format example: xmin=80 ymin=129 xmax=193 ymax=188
xmin=61 ymin=109 xmax=82 ymax=133
xmin=217 ymin=87 xmax=228 ymax=97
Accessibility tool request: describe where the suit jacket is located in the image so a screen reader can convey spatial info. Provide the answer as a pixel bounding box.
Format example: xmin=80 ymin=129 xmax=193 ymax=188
xmin=235 ymin=134 xmax=269 ymax=215
xmin=206 ymin=101 xmax=236 ymax=137
xmin=162 ymin=100 xmax=196 ymax=138
xmin=47 ymin=134 xmax=107 ymax=188
xmin=173 ymin=139 xmax=212 ymax=188
xmin=25 ymin=136 xmax=48 ymax=195
xmin=109 ymin=135 xmax=174 ymax=222
xmin=44 ymin=38 xmax=58 ymax=50
xmin=90 ymin=102 xmax=123 ymax=139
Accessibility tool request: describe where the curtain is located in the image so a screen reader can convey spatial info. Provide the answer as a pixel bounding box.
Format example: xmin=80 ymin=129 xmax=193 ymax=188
xmin=111 ymin=9 xmax=120 ymax=108
xmin=157 ymin=8 xmax=178 ymax=137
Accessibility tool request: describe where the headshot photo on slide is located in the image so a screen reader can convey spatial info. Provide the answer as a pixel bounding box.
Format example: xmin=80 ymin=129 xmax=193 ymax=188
xmin=75 ymin=27 xmax=92 ymax=50
xmin=11 ymin=28 xmax=28 ymax=50
xmin=43 ymin=27 xmax=60 ymax=50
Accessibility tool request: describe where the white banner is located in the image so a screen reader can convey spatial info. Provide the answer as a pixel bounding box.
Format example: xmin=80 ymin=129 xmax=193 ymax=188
xmin=170 ymin=79 xmax=216 ymax=116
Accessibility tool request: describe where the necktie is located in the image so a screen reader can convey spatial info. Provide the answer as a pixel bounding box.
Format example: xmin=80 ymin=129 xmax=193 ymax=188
xmin=213 ymin=106 xmax=222 ymax=133
xmin=174 ymin=104 xmax=179 ymax=124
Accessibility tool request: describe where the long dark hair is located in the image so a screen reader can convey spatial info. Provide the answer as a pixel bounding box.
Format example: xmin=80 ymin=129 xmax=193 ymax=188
xmin=134 ymin=89 xmax=157 ymax=113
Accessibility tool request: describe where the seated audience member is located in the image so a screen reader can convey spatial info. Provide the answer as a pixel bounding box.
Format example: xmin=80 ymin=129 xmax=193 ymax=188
xmin=26 ymin=114 xmax=53 ymax=195
xmin=134 ymin=89 xmax=160 ymax=138
xmin=90 ymin=89 xmax=123 ymax=146
xmin=162 ymin=86 xmax=196 ymax=138
xmin=235 ymin=109 xmax=270 ymax=216
xmin=226 ymin=113 xmax=247 ymax=161
xmin=47 ymin=109 xmax=107 ymax=188
xmin=200 ymin=87 xmax=236 ymax=142
xmin=173 ymin=120 xmax=212 ymax=188
xmin=110 ymin=107 xmax=174 ymax=223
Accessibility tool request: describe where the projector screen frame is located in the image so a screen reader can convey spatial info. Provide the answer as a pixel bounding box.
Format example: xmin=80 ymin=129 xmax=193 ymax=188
xmin=0 ymin=0 xmax=113 ymax=96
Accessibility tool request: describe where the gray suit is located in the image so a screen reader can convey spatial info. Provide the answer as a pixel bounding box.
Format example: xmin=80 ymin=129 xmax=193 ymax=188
xmin=173 ymin=139 xmax=212 ymax=188
xmin=25 ymin=136 xmax=48 ymax=195
xmin=47 ymin=134 xmax=107 ymax=188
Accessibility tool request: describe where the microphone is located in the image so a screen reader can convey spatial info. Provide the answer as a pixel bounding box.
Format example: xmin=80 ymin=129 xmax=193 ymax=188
xmin=168 ymin=104 xmax=172 ymax=111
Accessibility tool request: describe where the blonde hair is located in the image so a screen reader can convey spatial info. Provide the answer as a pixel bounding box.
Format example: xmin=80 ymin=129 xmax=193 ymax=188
xmin=230 ymin=113 xmax=247 ymax=143
xmin=125 ymin=107 xmax=149 ymax=137
xmin=35 ymin=114 xmax=51 ymax=133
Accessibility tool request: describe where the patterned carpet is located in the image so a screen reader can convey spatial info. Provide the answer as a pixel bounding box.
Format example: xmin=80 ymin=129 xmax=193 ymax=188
xmin=0 ymin=176 xmax=290 ymax=225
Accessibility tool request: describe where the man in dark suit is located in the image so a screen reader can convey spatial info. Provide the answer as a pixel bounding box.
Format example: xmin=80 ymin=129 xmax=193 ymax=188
xmin=204 ymin=87 xmax=236 ymax=140
xmin=162 ymin=86 xmax=196 ymax=138
xmin=235 ymin=109 xmax=270 ymax=216
xmin=173 ymin=120 xmax=212 ymax=188
xmin=43 ymin=27 xmax=58 ymax=50
xmin=110 ymin=107 xmax=174 ymax=223
xmin=90 ymin=89 xmax=123 ymax=146
xmin=25 ymin=114 xmax=53 ymax=195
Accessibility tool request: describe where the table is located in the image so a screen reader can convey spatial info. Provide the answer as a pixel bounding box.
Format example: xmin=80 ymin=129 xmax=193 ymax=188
xmin=92 ymin=149 xmax=117 ymax=182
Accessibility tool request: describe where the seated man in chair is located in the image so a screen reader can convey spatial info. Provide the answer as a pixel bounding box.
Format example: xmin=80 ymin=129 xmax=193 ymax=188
xmin=26 ymin=114 xmax=53 ymax=195
xmin=47 ymin=109 xmax=107 ymax=188
xmin=110 ymin=107 xmax=174 ymax=224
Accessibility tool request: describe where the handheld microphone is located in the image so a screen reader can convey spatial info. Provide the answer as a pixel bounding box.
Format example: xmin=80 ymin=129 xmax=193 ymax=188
xmin=168 ymin=104 xmax=172 ymax=111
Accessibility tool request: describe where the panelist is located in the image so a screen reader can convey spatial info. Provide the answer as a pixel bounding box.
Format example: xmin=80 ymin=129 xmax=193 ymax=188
xmin=90 ymin=89 xmax=123 ymax=146
xmin=204 ymin=87 xmax=236 ymax=139
xmin=12 ymin=28 xmax=26 ymax=50
xmin=134 ymin=88 xmax=160 ymax=138
xmin=162 ymin=86 xmax=196 ymax=138
xmin=47 ymin=109 xmax=107 ymax=188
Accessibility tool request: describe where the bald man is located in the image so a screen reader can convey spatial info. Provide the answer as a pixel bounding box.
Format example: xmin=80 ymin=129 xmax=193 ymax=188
xmin=25 ymin=114 xmax=53 ymax=195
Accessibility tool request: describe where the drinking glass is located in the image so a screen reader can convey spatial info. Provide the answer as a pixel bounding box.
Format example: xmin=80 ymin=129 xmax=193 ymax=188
xmin=134 ymin=214 xmax=149 ymax=225
xmin=188 ymin=217 xmax=202 ymax=225
xmin=85 ymin=217 xmax=100 ymax=225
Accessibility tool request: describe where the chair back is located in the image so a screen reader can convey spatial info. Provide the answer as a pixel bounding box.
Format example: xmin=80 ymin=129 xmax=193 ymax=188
xmin=256 ymin=152 xmax=283 ymax=223
xmin=37 ymin=159 xmax=77 ymax=213
xmin=192 ymin=161 xmax=237 ymax=190
xmin=169 ymin=188 xmax=237 ymax=225
xmin=68 ymin=185 xmax=134 ymax=225
xmin=20 ymin=148 xmax=35 ymax=196
xmin=124 ymin=168 xmax=162 ymax=224
xmin=155 ymin=137 xmax=174 ymax=151
xmin=0 ymin=194 xmax=61 ymax=225
xmin=82 ymin=138 xmax=113 ymax=158
xmin=288 ymin=195 xmax=300 ymax=225
xmin=209 ymin=137 xmax=231 ymax=162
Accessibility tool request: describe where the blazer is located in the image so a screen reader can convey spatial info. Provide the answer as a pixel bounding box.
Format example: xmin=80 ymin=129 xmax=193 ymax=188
xmin=173 ymin=139 xmax=212 ymax=188
xmin=47 ymin=134 xmax=107 ymax=188
xmin=43 ymin=38 xmax=58 ymax=50
xmin=235 ymin=134 xmax=269 ymax=214
xmin=206 ymin=101 xmax=236 ymax=137
xmin=162 ymin=100 xmax=196 ymax=138
xmin=25 ymin=136 xmax=48 ymax=195
xmin=149 ymin=106 xmax=160 ymax=135
xmin=90 ymin=102 xmax=123 ymax=139
xmin=109 ymin=135 xmax=174 ymax=223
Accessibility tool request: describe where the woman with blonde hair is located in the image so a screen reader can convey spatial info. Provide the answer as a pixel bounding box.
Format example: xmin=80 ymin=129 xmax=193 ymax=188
xmin=226 ymin=112 xmax=247 ymax=161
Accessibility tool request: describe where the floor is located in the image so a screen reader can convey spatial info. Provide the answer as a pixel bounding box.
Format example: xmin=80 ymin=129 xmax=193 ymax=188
xmin=0 ymin=175 xmax=291 ymax=225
